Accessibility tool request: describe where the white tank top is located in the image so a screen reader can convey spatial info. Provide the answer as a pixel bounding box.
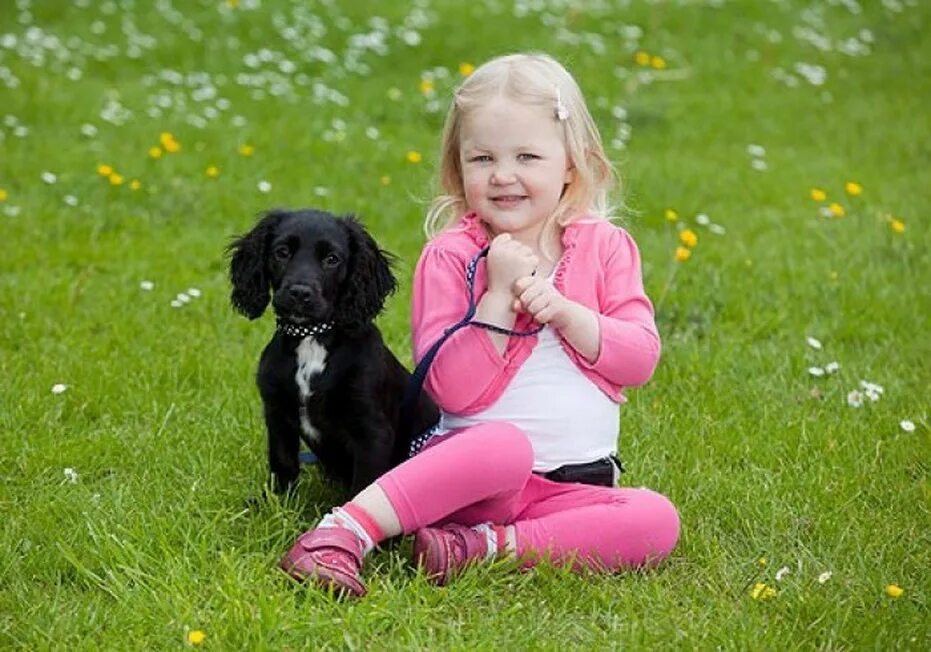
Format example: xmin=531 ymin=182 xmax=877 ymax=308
xmin=439 ymin=326 xmax=619 ymax=472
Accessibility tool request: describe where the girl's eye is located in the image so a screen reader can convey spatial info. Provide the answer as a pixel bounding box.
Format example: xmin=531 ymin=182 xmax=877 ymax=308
xmin=322 ymin=253 xmax=341 ymax=268
xmin=469 ymin=155 xmax=492 ymax=163
xmin=518 ymin=153 xmax=539 ymax=161
xmin=273 ymin=245 xmax=290 ymax=260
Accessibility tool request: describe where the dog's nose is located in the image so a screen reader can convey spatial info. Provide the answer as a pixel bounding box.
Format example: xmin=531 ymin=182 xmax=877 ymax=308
xmin=286 ymin=284 xmax=316 ymax=304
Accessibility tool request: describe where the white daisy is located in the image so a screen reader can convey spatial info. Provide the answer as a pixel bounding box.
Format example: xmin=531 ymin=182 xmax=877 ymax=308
xmin=775 ymin=566 xmax=791 ymax=581
xmin=817 ymin=571 xmax=832 ymax=584
xmin=140 ymin=280 xmax=155 ymax=291
xmin=899 ymin=420 xmax=915 ymax=433
xmin=806 ymin=336 xmax=823 ymax=350
xmin=51 ymin=383 xmax=68 ymax=394
xmin=808 ymin=366 xmax=825 ymax=377
xmin=187 ymin=287 xmax=201 ymax=297
xmin=257 ymin=180 xmax=272 ymax=193
xmin=64 ymin=467 xmax=79 ymax=483
xmin=825 ymin=361 xmax=840 ymax=374
xmin=846 ymin=390 xmax=864 ymax=408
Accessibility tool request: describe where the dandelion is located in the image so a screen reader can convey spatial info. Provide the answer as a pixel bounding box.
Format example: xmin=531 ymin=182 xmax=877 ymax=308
xmin=109 ymin=173 xmax=124 ymax=186
xmin=51 ymin=383 xmax=68 ymax=394
xmin=238 ymin=143 xmax=254 ymax=157
xmin=679 ymin=229 xmax=698 ymax=248
xmin=459 ymin=62 xmax=475 ymax=76
xmin=664 ymin=208 xmax=678 ymax=222
xmin=130 ymin=180 xmax=142 ymax=191
xmin=885 ymin=584 xmax=903 ymax=598
xmin=634 ymin=51 xmax=650 ymax=66
xmin=97 ymin=164 xmax=113 ymax=176
xmin=899 ymin=419 xmax=915 ymax=433
xmin=675 ymin=246 xmax=691 ymax=262
xmin=844 ymin=181 xmax=862 ymax=196
xmin=64 ymin=468 xmax=79 ymax=483
xmin=0 ymin=188 xmax=8 ymax=201
xmin=889 ymin=218 xmax=905 ymax=233
xmin=188 ymin=630 xmax=206 ymax=645
xmin=140 ymin=280 xmax=155 ymax=291
xmin=205 ymin=165 xmax=220 ymax=178
xmin=829 ymin=202 xmax=845 ymax=217
xmin=160 ymin=132 xmax=180 ymax=153
xmin=418 ymin=78 xmax=434 ymax=95
xmin=847 ymin=390 xmax=864 ymax=408
xmin=380 ymin=175 xmax=391 ymax=186
xmin=806 ymin=336 xmax=822 ymax=350
xmin=775 ymin=566 xmax=791 ymax=581
xmin=148 ymin=146 xmax=163 ymax=159
xmin=651 ymin=56 xmax=667 ymax=70
xmin=406 ymin=150 xmax=422 ymax=164
xmin=750 ymin=582 xmax=777 ymax=601
xmin=817 ymin=571 xmax=832 ymax=584
xmin=810 ymin=188 xmax=827 ymax=201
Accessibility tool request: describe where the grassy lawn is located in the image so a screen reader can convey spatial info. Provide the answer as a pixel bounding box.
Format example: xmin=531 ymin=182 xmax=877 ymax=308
xmin=1 ymin=0 xmax=928 ymax=648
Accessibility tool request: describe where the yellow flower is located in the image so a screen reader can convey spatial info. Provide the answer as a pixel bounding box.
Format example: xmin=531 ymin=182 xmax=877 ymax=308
xmin=810 ymin=188 xmax=826 ymax=202
xmin=828 ymin=202 xmax=845 ymax=218
xmin=226 ymin=0 xmax=238 ymax=8
xmin=664 ymin=208 xmax=678 ymax=222
xmin=0 ymin=188 xmax=7 ymax=202
xmin=238 ymin=143 xmax=254 ymax=157
xmin=679 ymin=229 xmax=698 ymax=248
xmin=757 ymin=557 xmax=768 ymax=568
xmin=750 ymin=582 xmax=777 ymax=601
xmin=634 ymin=51 xmax=650 ymax=66
xmin=890 ymin=218 xmax=905 ymax=233
xmin=149 ymin=146 xmax=163 ymax=159
xmin=406 ymin=150 xmax=422 ymax=164
xmin=160 ymin=132 xmax=181 ymax=153
xmin=459 ymin=62 xmax=475 ymax=76
xmin=109 ymin=173 xmax=124 ymax=186
xmin=418 ymin=79 xmax=434 ymax=95
xmin=205 ymin=165 xmax=220 ymax=178
xmin=651 ymin=56 xmax=667 ymax=70
xmin=844 ymin=181 xmax=862 ymax=196
xmin=130 ymin=179 xmax=141 ymax=191
xmin=885 ymin=584 xmax=903 ymax=598
xmin=187 ymin=630 xmax=206 ymax=645
xmin=380 ymin=175 xmax=391 ymax=186
xmin=97 ymin=164 xmax=113 ymax=176
xmin=675 ymin=246 xmax=691 ymax=262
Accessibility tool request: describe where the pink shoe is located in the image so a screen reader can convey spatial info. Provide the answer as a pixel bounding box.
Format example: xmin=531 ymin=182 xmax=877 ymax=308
xmin=279 ymin=527 xmax=367 ymax=597
xmin=412 ymin=524 xmax=490 ymax=586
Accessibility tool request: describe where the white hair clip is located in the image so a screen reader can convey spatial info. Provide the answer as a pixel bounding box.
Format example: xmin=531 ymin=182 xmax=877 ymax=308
xmin=554 ymin=86 xmax=569 ymax=121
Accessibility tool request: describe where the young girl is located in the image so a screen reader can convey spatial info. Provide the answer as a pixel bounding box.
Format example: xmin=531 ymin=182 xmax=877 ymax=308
xmin=279 ymin=52 xmax=679 ymax=597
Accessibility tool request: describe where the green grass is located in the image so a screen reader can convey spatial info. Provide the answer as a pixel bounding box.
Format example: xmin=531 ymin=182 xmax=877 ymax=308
xmin=1 ymin=0 xmax=929 ymax=648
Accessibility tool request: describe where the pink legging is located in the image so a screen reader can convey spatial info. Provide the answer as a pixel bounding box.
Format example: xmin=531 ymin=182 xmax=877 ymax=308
xmin=377 ymin=422 xmax=680 ymax=571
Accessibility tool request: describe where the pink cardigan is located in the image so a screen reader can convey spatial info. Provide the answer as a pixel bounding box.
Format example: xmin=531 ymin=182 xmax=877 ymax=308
xmin=411 ymin=212 xmax=661 ymax=416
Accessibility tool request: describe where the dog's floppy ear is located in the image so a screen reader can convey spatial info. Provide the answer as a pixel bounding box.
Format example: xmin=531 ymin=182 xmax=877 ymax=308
xmin=334 ymin=215 xmax=398 ymax=328
xmin=227 ymin=210 xmax=286 ymax=319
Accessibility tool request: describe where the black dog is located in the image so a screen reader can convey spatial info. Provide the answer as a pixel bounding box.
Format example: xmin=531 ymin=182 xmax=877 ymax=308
xmin=228 ymin=208 xmax=439 ymax=495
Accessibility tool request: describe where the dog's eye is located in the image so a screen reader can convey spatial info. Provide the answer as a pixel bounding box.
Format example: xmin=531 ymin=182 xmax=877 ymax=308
xmin=273 ymin=245 xmax=290 ymax=260
xmin=322 ymin=253 xmax=341 ymax=268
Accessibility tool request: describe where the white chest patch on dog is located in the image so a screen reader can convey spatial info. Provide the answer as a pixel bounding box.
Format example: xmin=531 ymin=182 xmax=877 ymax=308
xmin=295 ymin=337 xmax=328 ymax=442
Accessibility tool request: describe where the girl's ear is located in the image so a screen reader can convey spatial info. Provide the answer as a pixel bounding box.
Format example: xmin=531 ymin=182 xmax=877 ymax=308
xmin=564 ymin=164 xmax=575 ymax=185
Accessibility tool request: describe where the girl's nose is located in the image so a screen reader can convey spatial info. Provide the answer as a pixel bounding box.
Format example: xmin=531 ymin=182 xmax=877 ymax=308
xmin=490 ymin=164 xmax=516 ymax=185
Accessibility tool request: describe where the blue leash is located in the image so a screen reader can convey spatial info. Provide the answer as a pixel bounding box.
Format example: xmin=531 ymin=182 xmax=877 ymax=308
xmin=300 ymin=246 xmax=544 ymax=465
xmin=400 ymin=245 xmax=544 ymax=456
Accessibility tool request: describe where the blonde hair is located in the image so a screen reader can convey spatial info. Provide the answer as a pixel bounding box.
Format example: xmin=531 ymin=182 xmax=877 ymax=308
xmin=424 ymin=52 xmax=618 ymax=242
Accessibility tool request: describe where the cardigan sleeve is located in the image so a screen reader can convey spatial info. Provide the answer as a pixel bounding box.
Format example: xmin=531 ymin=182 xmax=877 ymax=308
xmin=575 ymin=228 xmax=661 ymax=387
xmin=411 ymin=244 xmax=509 ymax=414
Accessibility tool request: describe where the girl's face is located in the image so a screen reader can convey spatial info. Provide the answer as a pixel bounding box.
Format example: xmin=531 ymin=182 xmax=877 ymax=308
xmin=459 ymin=96 xmax=573 ymax=249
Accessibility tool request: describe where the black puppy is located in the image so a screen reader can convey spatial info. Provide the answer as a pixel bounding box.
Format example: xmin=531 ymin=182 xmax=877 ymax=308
xmin=228 ymin=208 xmax=439 ymax=495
